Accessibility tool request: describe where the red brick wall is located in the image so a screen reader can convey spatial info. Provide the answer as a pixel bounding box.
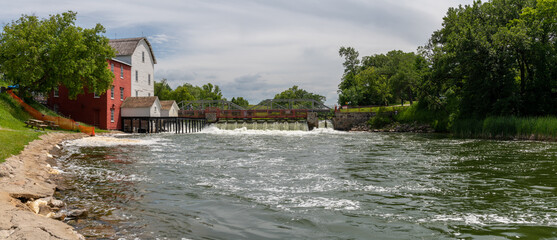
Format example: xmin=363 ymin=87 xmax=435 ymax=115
xmin=48 ymin=60 xmax=131 ymax=130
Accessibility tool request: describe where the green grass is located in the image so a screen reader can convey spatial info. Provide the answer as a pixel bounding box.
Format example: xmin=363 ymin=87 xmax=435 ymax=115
xmin=28 ymin=100 xmax=60 ymax=117
xmin=394 ymin=103 xmax=450 ymax=132
xmin=339 ymin=105 xmax=409 ymax=113
xmin=452 ymin=116 xmax=557 ymax=140
xmin=74 ymin=121 xmax=109 ymax=133
xmin=0 ymin=93 xmax=42 ymax=163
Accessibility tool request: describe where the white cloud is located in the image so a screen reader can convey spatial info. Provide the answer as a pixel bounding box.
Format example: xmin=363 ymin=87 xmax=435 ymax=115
xmin=1 ymin=0 xmax=474 ymax=105
xmin=149 ymin=34 xmax=171 ymax=44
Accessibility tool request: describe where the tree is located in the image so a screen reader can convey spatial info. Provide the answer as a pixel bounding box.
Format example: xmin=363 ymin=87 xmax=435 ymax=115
xmin=0 ymin=11 xmax=115 ymax=98
xmin=274 ymin=85 xmax=326 ymax=105
xmin=337 ymin=47 xmax=424 ymax=106
xmin=165 ymin=82 xmax=226 ymax=104
xmin=231 ymin=97 xmax=249 ymax=108
xmin=170 ymin=83 xmax=196 ymax=103
xmin=199 ymin=83 xmax=224 ymax=100
xmin=338 ymin=46 xmax=361 ymax=105
xmin=354 ymin=67 xmax=391 ymax=105
xmin=154 ymin=78 xmax=173 ymax=100
xmin=421 ymin=0 xmax=557 ymax=118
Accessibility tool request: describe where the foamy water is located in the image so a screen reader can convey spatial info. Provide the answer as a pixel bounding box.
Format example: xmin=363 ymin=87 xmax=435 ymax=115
xmin=67 ymin=135 xmax=161 ymax=147
xmin=56 ymin=131 xmax=557 ymax=239
xmin=200 ymin=125 xmax=344 ymax=136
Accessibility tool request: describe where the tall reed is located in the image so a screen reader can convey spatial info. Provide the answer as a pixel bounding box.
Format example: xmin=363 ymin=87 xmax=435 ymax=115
xmin=452 ymin=116 xmax=557 ymax=140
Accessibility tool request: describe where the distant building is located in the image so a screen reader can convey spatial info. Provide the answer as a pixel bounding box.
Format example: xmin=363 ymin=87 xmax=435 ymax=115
xmin=110 ymin=37 xmax=157 ymax=97
xmin=160 ymin=100 xmax=179 ymax=117
xmin=121 ymin=96 xmax=161 ymax=117
xmin=48 ymin=37 xmax=157 ymax=130
xmin=48 ymin=59 xmax=131 ymax=130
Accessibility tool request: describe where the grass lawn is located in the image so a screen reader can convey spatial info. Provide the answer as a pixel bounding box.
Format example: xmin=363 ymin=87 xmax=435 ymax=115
xmin=338 ymin=105 xmax=409 ymax=113
xmin=0 ymin=93 xmax=44 ymax=162
xmin=0 ymin=92 xmax=61 ymax=163
xmin=0 ymin=129 xmax=41 ymax=163
xmin=337 ymin=101 xmax=413 ymax=113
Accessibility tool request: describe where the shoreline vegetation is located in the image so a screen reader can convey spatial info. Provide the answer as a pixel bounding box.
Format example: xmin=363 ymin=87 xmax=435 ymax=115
xmin=364 ymin=103 xmax=557 ymax=141
xmin=337 ymin=0 xmax=557 ymax=140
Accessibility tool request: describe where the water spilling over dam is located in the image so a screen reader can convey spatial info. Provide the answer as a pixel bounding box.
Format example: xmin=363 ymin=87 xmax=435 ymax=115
xmin=212 ymin=119 xmax=334 ymax=131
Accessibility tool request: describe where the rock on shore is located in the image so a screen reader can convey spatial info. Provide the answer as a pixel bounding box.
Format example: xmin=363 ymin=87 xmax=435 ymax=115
xmin=0 ymin=132 xmax=86 ymax=240
xmin=349 ymin=122 xmax=434 ymax=133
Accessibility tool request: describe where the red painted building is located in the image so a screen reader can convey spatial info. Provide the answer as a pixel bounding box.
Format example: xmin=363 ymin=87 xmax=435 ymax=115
xmin=48 ymin=59 xmax=132 ymax=130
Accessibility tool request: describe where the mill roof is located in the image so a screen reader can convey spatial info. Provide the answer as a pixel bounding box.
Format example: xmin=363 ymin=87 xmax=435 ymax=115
xmin=109 ymin=37 xmax=157 ymax=64
xmin=160 ymin=100 xmax=177 ymax=110
xmin=121 ymin=96 xmax=159 ymax=108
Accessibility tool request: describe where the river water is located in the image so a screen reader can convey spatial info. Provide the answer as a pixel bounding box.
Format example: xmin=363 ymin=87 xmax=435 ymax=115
xmin=55 ymin=126 xmax=557 ymax=239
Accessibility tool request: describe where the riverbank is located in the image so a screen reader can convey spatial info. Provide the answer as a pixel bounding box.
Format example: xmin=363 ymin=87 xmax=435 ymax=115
xmin=0 ymin=132 xmax=86 ymax=239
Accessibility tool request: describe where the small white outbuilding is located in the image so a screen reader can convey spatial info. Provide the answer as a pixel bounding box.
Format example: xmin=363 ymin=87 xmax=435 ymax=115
xmin=160 ymin=100 xmax=179 ymax=117
xmin=121 ymin=96 xmax=161 ymax=117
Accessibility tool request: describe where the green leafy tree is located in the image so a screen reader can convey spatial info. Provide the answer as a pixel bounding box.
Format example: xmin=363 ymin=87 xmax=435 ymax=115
xmin=0 ymin=11 xmax=115 ymax=98
xmin=154 ymin=78 xmax=173 ymax=100
xmin=199 ymin=83 xmax=224 ymax=100
xmin=231 ymin=97 xmax=249 ymax=108
xmin=166 ymin=82 xmax=226 ymax=104
xmin=274 ymin=85 xmax=326 ymax=104
xmin=354 ymin=67 xmax=391 ymax=105
xmin=338 ymin=48 xmax=424 ymax=106
xmin=170 ymin=83 xmax=196 ymax=103
xmin=421 ymin=0 xmax=557 ymax=118
xmin=338 ymin=46 xmax=361 ymax=105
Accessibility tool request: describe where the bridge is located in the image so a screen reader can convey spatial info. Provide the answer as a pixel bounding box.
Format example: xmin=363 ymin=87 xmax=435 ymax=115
xmin=177 ymin=99 xmax=331 ymax=130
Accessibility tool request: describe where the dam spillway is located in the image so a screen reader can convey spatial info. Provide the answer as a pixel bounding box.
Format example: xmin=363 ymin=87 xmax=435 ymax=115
xmin=212 ymin=120 xmax=309 ymax=131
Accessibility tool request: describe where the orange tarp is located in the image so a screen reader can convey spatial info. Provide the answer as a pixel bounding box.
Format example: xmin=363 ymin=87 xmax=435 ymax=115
xmin=6 ymin=90 xmax=95 ymax=136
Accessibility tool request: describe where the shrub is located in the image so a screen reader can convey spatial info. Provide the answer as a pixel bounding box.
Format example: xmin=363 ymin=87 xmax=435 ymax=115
xmin=368 ymin=107 xmax=393 ymax=129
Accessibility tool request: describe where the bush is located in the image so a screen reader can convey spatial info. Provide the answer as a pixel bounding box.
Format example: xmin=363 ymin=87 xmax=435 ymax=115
xmin=368 ymin=107 xmax=393 ymax=129
xmin=395 ymin=103 xmax=450 ymax=132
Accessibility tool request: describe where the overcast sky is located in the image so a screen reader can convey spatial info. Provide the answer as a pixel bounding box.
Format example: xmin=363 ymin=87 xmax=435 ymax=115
xmin=1 ymin=0 xmax=473 ymax=105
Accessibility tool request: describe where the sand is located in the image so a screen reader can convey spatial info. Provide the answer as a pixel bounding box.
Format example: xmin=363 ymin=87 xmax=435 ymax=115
xmin=0 ymin=132 xmax=87 ymax=240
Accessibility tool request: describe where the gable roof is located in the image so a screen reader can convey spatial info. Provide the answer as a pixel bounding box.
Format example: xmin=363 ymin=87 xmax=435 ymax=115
xmin=160 ymin=100 xmax=178 ymax=110
xmin=121 ymin=96 xmax=159 ymax=108
xmin=109 ymin=37 xmax=157 ymax=64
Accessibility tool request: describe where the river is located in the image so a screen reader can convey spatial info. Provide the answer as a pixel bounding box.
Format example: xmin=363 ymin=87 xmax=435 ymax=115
xmin=55 ymin=126 xmax=557 ymax=239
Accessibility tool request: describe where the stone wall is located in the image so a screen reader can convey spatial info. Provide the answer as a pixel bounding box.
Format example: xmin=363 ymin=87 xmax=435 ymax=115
xmin=307 ymin=112 xmax=318 ymax=130
xmin=332 ymin=112 xmax=375 ymax=131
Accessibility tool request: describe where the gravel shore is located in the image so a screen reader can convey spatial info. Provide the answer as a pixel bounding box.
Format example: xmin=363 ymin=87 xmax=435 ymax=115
xmin=0 ymin=132 xmax=86 ymax=240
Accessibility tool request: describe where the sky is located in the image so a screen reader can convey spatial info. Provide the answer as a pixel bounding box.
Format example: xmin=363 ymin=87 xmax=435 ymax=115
xmin=0 ymin=0 xmax=474 ymax=105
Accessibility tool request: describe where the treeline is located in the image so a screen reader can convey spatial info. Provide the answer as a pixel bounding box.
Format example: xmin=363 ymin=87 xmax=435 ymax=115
xmin=155 ymin=79 xmax=252 ymax=107
xmin=341 ymin=0 xmax=557 ymax=131
xmin=155 ymin=79 xmax=325 ymax=108
xmin=338 ymin=48 xmax=426 ymax=106
xmin=155 ymin=79 xmax=224 ymax=102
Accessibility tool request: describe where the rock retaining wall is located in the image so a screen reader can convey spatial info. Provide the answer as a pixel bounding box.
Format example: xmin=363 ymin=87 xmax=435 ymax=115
xmin=332 ymin=112 xmax=375 ymax=131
